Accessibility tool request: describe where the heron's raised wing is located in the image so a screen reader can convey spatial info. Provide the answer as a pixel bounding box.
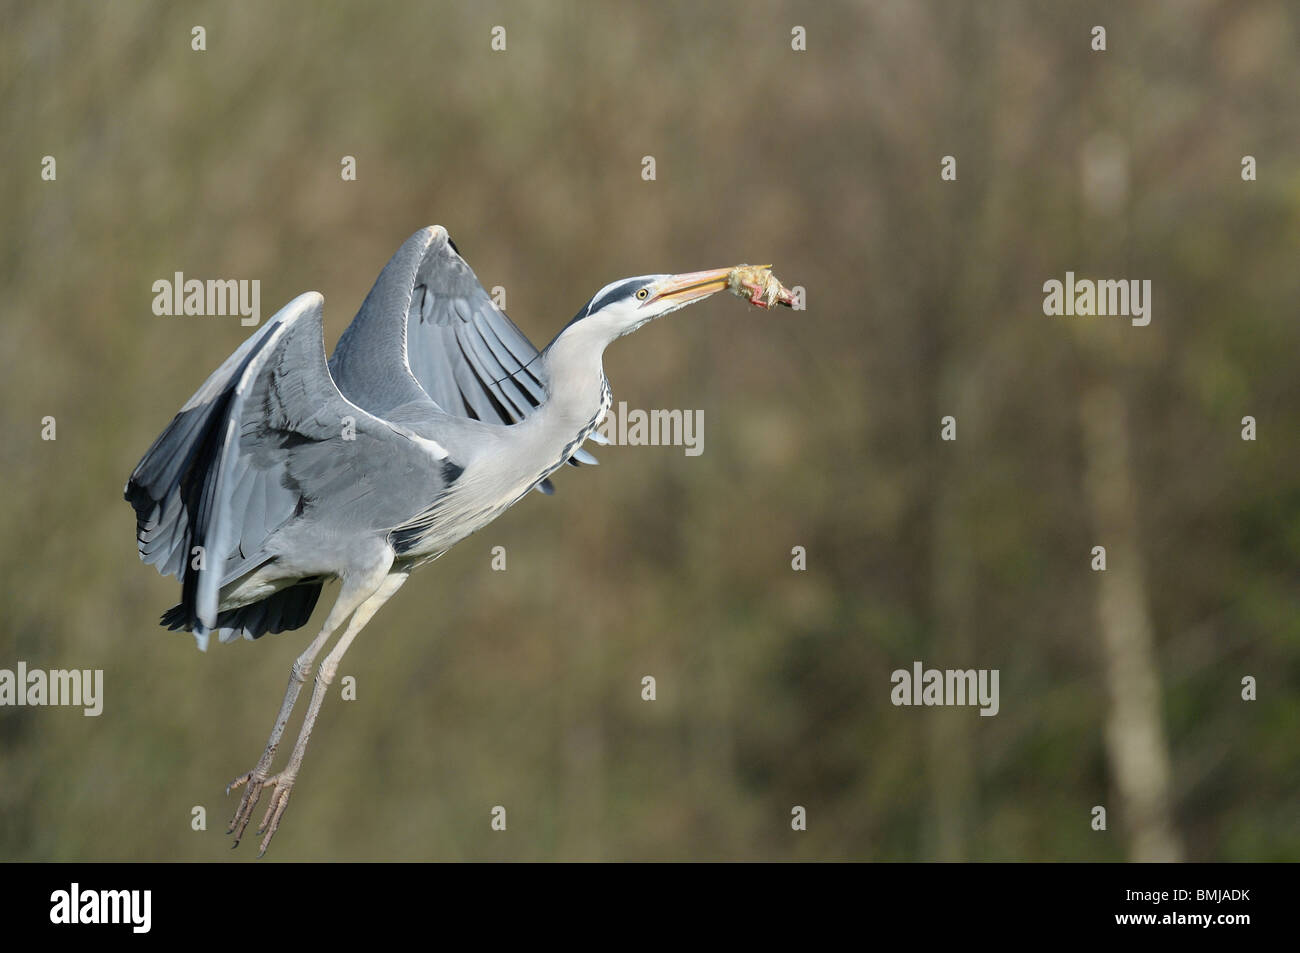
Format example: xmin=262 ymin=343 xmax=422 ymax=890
xmin=126 ymin=292 xmax=443 ymax=646
xmin=328 ymin=226 xmax=597 ymax=492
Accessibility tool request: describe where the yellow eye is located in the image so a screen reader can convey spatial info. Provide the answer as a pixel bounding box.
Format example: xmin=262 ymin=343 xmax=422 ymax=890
xmin=636 ymin=288 xmax=649 ymax=300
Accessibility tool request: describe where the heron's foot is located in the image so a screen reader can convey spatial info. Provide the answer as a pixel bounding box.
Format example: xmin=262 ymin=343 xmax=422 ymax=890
xmin=253 ymin=771 xmax=296 ymax=857
xmin=226 ymin=767 xmax=298 ymax=856
xmin=225 ymin=768 xmax=270 ymax=847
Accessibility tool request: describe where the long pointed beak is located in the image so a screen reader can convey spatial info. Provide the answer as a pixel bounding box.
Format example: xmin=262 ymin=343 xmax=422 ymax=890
xmin=647 ymin=267 xmax=734 ymax=306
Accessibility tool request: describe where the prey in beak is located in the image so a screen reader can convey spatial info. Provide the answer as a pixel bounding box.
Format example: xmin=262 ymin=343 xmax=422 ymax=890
xmin=648 ymin=265 xmax=796 ymax=310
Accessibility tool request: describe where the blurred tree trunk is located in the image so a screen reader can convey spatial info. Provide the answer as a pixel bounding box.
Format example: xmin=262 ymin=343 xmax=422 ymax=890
xmin=926 ymin=430 xmax=977 ymax=861
xmin=921 ymin=0 xmax=1001 ymax=860
xmin=1080 ymin=382 xmax=1183 ymax=861
xmin=1073 ymin=93 xmax=1184 ymax=859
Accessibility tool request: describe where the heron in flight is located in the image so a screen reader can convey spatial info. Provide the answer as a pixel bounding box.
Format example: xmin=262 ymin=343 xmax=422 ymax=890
xmin=125 ymin=226 xmax=792 ymax=855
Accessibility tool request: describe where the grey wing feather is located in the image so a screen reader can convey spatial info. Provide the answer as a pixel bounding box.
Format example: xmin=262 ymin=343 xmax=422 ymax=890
xmin=328 ymin=226 xmax=597 ymax=481
xmin=406 ymin=236 xmax=546 ymax=422
xmin=125 ymin=301 xmax=303 ymax=579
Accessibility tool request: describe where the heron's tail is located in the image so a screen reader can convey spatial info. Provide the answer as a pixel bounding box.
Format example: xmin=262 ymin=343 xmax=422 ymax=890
xmin=160 ymin=581 xmax=324 ymax=646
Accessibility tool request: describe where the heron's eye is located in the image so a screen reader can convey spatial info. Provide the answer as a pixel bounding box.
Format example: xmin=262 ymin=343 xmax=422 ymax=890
xmin=636 ymin=288 xmax=649 ymax=300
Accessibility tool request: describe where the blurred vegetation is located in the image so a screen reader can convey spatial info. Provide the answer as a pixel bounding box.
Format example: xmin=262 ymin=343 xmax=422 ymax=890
xmin=0 ymin=0 xmax=1297 ymax=861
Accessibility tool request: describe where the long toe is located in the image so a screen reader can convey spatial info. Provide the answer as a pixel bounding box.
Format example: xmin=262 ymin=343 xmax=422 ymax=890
xmin=226 ymin=772 xmax=267 ymax=844
xmin=255 ymin=773 xmax=296 ymax=857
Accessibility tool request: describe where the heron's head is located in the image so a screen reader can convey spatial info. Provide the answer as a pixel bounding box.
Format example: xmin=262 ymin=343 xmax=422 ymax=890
xmin=555 ymin=267 xmax=735 ymax=349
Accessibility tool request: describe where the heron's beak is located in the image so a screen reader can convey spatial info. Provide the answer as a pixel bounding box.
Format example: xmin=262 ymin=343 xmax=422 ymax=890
xmin=647 ymin=267 xmax=734 ymax=307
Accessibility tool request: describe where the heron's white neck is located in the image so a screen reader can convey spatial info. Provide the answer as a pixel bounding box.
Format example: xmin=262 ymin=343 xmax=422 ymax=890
xmin=536 ymin=319 xmax=615 ymax=431
xmin=460 ymin=321 xmax=609 ymax=504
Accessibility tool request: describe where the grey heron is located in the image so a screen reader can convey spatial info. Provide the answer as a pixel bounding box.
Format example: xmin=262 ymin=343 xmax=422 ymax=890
xmin=124 ymin=226 xmax=792 ymax=855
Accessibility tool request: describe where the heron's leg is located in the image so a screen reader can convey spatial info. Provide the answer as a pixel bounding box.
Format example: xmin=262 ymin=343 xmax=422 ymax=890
xmin=226 ymin=570 xmax=394 ymax=845
xmin=254 ymin=570 xmax=410 ymax=856
xmin=225 ymin=625 xmax=332 ymax=837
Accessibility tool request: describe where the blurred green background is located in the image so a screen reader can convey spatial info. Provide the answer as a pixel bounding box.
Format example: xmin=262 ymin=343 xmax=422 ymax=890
xmin=1 ymin=0 xmax=1297 ymax=861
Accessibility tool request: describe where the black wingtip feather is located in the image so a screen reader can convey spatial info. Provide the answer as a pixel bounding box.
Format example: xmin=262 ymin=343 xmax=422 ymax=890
xmin=159 ymin=581 xmax=324 ymax=641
